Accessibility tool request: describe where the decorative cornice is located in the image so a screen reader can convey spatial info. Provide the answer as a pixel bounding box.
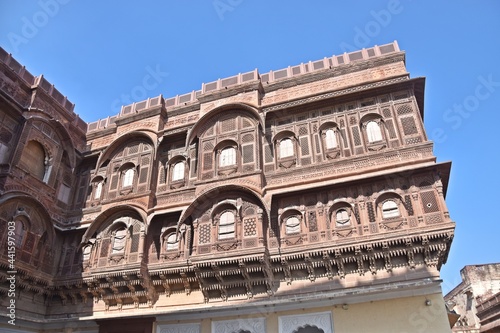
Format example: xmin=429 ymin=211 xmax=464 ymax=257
xmin=263 ymin=76 xmax=409 ymax=114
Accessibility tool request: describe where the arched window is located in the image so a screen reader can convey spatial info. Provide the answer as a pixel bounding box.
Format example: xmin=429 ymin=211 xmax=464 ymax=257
xmin=280 ymin=138 xmax=294 ymax=158
xmin=20 ymin=140 xmax=47 ymax=181
xmin=112 ymin=227 xmax=127 ymax=253
xmin=366 ymin=121 xmax=383 ymax=143
xmin=14 ymin=220 xmax=25 ymax=248
xmin=82 ymin=244 xmax=92 ymax=261
xmin=165 ymin=233 xmax=179 ymax=250
xmin=122 ymin=168 xmax=135 ymax=187
xmin=382 ymin=200 xmax=400 ymax=218
xmin=171 ymin=161 xmax=185 ymax=181
xmin=219 ymin=147 xmax=236 ymax=167
xmin=172 ymin=161 xmax=184 ymax=182
xmin=335 ymin=209 xmax=350 ymax=226
xmin=285 ymin=216 xmax=301 ymax=234
xmin=94 ymin=181 xmax=103 ymax=199
xmin=219 ymin=211 xmax=235 ymax=240
xmin=325 ymin=129 xmax=337 ymax=149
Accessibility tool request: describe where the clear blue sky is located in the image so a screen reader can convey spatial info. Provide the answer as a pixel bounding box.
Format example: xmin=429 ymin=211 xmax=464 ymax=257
xmin=1 ymin=1 xmax=499 ymax=293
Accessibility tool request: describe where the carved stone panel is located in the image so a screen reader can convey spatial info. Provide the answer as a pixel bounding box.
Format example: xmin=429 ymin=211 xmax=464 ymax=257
xmin=279 ymin=312 xmax=333 ymax=333
xmin=212 ymin=317 xmax=266 ymax=333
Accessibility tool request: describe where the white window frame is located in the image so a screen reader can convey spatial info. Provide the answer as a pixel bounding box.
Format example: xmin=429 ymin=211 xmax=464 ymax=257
xmin=325 ymin=128 xmax=338 ymax=149
xmin=171 ymin=161 xmax=185 ymax=181
xmin=219 ymin=147 xmax=236 ymax=167
xmin=82 ymin=244 xmax=92 ymax=261
xmin=94 ymin=181 xmax=103 ymax=199
xmin=165 ymin=233 xmax=179 ymax=250
xmin=382 ymin=200 xmax=400 ymax=218
xmin=366 ymin=121 xmax=383 ymax=143
xmin=285 ymin=216 xmax=301 ymax=234
xmin=279 ymin=138 xmax=294 ymax=158
xmin=218 ymin=211 xmax=235 ymax=240
xmin=122 ymin=168 xmax=135 ymax=187
xmin=335 ymin=208 xmax=350 ymax=226
xmin=112 ymin=228 xmax=127 ymax=254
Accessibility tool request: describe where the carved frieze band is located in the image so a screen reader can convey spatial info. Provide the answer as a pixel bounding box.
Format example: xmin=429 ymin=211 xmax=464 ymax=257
xmin=263 ymin=77 xmax=408 ymax=113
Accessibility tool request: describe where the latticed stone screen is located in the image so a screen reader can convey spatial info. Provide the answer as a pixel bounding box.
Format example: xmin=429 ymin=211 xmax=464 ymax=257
xmin=421 ymin=191 xmax=439 ymax=213
xmin=128 ymin=143 xmax=139 ymax=155
xmin=130 ymin=233 xmax=140 ymax=253
xmin=404 ymin=195 xmax=414 ymax=216
xmin=397 ymin=104 xmax=413 ymax=115
xmin=203 ymin=141 xmax=214 ymax=151
xmin=203 ymin=152 xmax=213 ymax=170
xmin=100 ymin=239 xmax=110 ymax=257
xmin=367 ymin=202 xmax=376 ymax=222
xmin=386 ymin=119 xmax=397 ymax=139
xmin=300 ymin=137 xmax=310 ymax=156
xmin=242 ymin=145 xmax=254 ymax=164
xmin=264 ymin=144 xmax=273 ymax=163
xmin=244 ymin=218 xmax=257 ymax=237
xmin=401 ymin=117 xmax=418 ymax=135
xmin=242 ymin=133 xmax=254 ymax=143
xmin=221 ymin=118 xmax=236 ymax=133
xmin=199 ymin=224 xmax=211 ymax=244
xmin=352 ymin=127 xmax=361 ymax=146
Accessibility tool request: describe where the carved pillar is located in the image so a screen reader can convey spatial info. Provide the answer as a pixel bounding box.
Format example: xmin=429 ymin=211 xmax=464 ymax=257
xmin=138 ymin=224 xmax=145 ymax=261
xmin=435 ymin=179 xmax=450 ymax=218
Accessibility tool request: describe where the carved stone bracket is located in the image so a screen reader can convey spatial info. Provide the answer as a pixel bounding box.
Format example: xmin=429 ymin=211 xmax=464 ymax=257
xmin=180 ymin=271 xmax=191 ymax=295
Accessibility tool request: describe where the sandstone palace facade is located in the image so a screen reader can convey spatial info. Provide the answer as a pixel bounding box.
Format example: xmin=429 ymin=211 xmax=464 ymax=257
xmin=0 ymin=42 xmax=456 ymax=333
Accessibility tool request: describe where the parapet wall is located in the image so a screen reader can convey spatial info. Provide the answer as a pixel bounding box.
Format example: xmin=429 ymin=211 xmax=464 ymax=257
xmin=87 ymin=41 xmax=401 ymax=133
xmin=0 ymin=47 xmax=88 ymax=134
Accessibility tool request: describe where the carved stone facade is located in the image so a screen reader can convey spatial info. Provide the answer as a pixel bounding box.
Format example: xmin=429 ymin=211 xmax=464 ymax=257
xmin=0 ymin=42 xmax=455 ymax=332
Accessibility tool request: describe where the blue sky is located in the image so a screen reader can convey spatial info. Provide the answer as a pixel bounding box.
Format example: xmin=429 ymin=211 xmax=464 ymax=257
xmin=1 ymin=1 xmax=499 ymax=293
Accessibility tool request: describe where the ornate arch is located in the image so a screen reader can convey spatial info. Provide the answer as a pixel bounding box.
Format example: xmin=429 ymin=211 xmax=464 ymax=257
xmin=25 ymin=115 xmax=77 ymax=169
xmin=178 ymin=184 xmax=269 ymax=228
xmin=318 ymin=121 xmax=340 ymax=132
xmin=374 ymin=191 xmax=404 ymax=205
xmin=95 ymin=131 xmax=156 ymax=171
xmin=359 ymin=112 xmax=383 ymax=124
xmin=279 ymin=312 xmax=333 ymax=333
xmin=272 ymin=129 xmax=297 ymax=143
xmin=0 ymin=192 xmax=56 ymax=243
xmin=187 ymin=103 xmax=263 ymax=146
xmin=374 ymin=191 xmax=405 ymax=219
xmin=81 ymin=204 xmax=147 ymax=243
